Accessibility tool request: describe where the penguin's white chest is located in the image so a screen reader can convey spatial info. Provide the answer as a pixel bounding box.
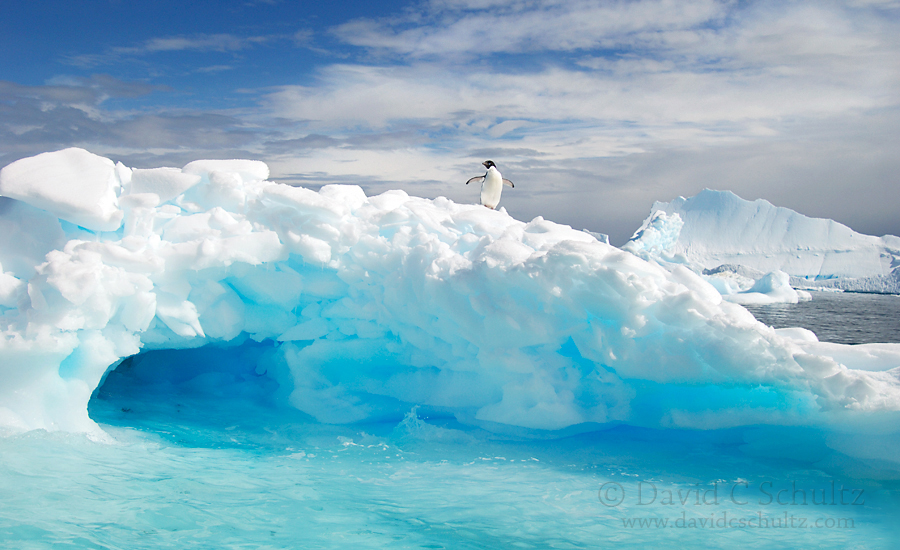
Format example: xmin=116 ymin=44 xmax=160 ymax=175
xmin=481 ymin=167 xmax=504 ymax=209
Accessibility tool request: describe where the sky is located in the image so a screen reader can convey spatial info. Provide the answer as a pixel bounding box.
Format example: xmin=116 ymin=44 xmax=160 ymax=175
xmin=1 ymin=0 xmax=898 ymax=244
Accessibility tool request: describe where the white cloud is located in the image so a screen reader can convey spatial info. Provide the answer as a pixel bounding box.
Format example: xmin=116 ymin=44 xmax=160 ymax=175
xmin=261 ymin=43 xmax=894 ymax=139
xmin=334 ymin=0 xmax=728 ymax=57
xmin=270 ymin=1 xmax=899 ymax=131
xmin=5 ymin=0 xmax=899 ymax=243
xmin=195 ymin=65 xmax=234 ymax=74
xmin=65 ymin=33 xmax=276 ymax=67
xmin=137 ymin=34 xmax=268 ymax=53
xmin=253 ymin=0 xmax=900 ymax=242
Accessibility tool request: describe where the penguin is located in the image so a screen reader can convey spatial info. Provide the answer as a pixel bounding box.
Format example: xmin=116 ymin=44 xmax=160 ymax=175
xmin=466 ymin=160 xmax=514 ymax=209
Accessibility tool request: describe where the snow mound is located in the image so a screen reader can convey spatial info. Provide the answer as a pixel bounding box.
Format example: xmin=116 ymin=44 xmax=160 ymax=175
xmin=1 ymin=151 xmax=899 ymax=442
xmin=627 ymin=189 xmax=900 ymax=294
xmin=0 ymin=148 xmax=124 ymax=232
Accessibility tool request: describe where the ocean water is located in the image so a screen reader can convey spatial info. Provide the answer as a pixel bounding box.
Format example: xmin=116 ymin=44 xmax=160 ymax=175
xmin=2 ymin=293 xmax=899 ymax=549
xmin=745 ymin=291 xmax=900 ymax=344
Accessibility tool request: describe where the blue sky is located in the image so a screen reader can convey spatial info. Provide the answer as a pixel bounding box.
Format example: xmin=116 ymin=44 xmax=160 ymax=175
xmin=2 ymin=0 xmax=899 ymax=244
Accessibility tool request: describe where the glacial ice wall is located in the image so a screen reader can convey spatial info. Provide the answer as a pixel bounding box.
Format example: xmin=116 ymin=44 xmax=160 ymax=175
xmin=627 ymin=189 xmax=900 ymax=294
xmin=1 ymin=149 xmax=899 ymax=437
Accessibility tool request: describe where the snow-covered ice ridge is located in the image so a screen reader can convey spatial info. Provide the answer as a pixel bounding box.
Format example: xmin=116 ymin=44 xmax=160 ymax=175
xmin=627 ymin=189 xmax=900 ymax=297
xmin=1 ymin=150 xmax=900 ymax=449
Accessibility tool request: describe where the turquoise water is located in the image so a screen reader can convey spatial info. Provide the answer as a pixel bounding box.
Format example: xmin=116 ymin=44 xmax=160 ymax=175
xmin=3 ymin=410 xmax=898 ymax=548
xmin=1 ymin=387 xmax=897 ymax=548
xmin=2 ymin=293 xmax=900 ymax=549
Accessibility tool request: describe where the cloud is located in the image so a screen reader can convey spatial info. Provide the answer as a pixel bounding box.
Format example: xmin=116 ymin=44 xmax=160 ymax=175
xmin=195 ymin=65 xmax=235 ymax=74
xmin=254 ymin=106 xmax=900 ymax=246
xmin=0 ymin=76 xmax=258 ymax=168
xmin=43 ymin=74 xmax=169 ymax=100
xmin=3 ymin=1 xmax=899 ymax=244
xmin=321 ymin=0 xmax=900 ymax=140
xmin=264 ymin=134 xmax=342 ymax=153
xmin=134 ymin=34 xmax=271 ymax=53
xmin=293 ymin=29 xmax=315 ymax=46
xmin=0 ymin=75 xmax=169 ymax=148
xmin=253 ymin=0 xmax=900 ymax=242
xmin=333 ymin=0 xmax=728 ymax=57
xmin=1 ymin=80 xmax=103 ymax=107
xmin=267 ymin=0 xmax=900 ymax=133
xmin=65 ymin=33 xmax=276 ymax=68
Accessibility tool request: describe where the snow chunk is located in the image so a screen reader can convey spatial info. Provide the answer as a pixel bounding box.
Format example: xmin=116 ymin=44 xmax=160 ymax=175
xmin=0 ymin=148 xmax=123 ymax=231
xmin=129 ymin=167 xmax=201 ymax=204
xmin=724 ymin=270 xmax=811 ymax=305
xmin=624 ymin=210 xmax=683 ymax=258
xmin=0 ymin=267 xmax=24 ymax=308
xmin=0 ymin=198 xmax=65 ymax=279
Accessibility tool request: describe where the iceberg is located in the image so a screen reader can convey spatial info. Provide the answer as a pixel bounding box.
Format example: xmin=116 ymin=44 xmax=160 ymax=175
xmin=0 ymin=150 xmax=899 ymax=469
xmin=720 ymin=270 xmax=811 ymax=305
xmin=626 ymin=189 xmax=900 ymax=295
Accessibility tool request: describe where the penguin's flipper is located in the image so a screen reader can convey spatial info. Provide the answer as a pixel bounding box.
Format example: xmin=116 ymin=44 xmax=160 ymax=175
xmin=466 ymin=176 xmax=485 ymax=185
xmin=502 ymin=178 xmax=514 ymax=188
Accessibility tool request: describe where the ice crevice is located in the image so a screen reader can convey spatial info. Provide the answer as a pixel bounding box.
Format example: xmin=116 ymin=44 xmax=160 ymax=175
xmin=0 ymin=148 xmax=899 ymax=442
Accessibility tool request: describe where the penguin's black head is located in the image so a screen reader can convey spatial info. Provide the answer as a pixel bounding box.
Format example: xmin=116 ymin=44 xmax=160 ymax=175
xmin=482 ymin=160 xmax=495 ymax=168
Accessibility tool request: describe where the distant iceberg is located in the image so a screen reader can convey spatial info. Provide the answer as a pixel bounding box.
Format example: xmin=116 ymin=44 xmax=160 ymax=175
xmin=1 ymin=150 xmax=899 ymax=469
xmin=626 ymin=189 xmax=900 ymax=296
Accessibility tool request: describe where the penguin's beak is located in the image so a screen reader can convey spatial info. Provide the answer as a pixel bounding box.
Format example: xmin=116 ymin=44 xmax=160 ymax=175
xmin=482 ymin=161 xmax=489 ymax=168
